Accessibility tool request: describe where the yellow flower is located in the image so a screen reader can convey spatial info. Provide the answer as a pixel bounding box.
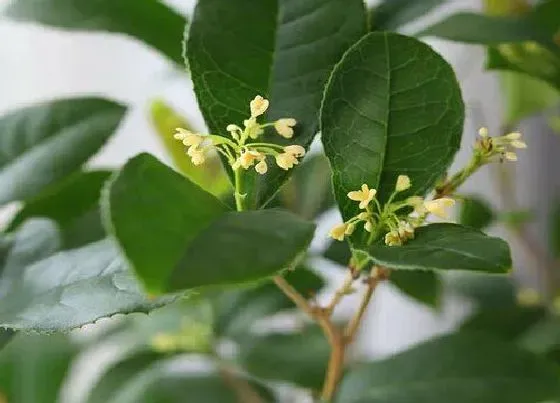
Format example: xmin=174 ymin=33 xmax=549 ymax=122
xmin=347 ymin=184 xmax=377 ymax=210
xmin=274 ymin=118 xmax=297 ymax=139
xmin=234 ymin=150 xmax=262 ymax=169
xmin=478 ymin=127 xmax=489 ymax=137
xmin=244 ymin=118 xmax=264 ymax=139
xmin=250 ymin=95 xmax=269 ymax=118
xmin=174 ymin=128 xmax=204 ymax=147
xmin=395 ymin=175 xmax=411 ymax=192
xmin=384 ymin=231 xmax=402 ymax=246
xmin=424 ymin=198 xmax=455 ymax=218
xmin=397 ymin=221 xmax=414 ymax=240
xmin=329 ymin=223 xmax=348 ymax=241
xmin=364 ymin=220 xmax=373 ymax=233
xmin=505 ymin=131 xmax=521 ymax=140
xmin=504 ymin=151 xmax=518 ymax=161
xmin=283 ymin=145 xmax=306 ymax=157
xmin=275 ymin=152 xmax=299 ymax=170
xmin=226 ymin=124 xmax=242 ymax=140
xmin=357 ymin=212 xmax=370 ymax=220
xmin=188 ymin=148 xmax=206 ymax=166
xmin=345 ymin=222 xmax=356 ymax=235
xmin=255 ymin=159 xmax=268 ymax=175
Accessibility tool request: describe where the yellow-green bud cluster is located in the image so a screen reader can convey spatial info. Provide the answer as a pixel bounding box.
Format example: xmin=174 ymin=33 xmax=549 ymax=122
xmin=476 ymin=127 xmax=527 ymax=163
xmin=329 ymin=175 xmax=456 ymax=247
xmin=173 ymin=95 xmax=304 ymax=175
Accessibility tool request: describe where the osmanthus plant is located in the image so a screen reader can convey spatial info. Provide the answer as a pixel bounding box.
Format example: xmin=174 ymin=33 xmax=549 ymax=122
xmin=1 ymin=0 xmax=560 ymax=402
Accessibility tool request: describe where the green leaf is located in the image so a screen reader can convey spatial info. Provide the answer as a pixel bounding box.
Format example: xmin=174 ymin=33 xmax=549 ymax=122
xmin=390 ymin=270 xmax=441 ymax=308
xmin=460 ymin=306 xmax=545 ymax=340
xmin=0 ymin=222 xmax=171 ymax=332
xmin=443 ymin=271 xmax=518 ymax=308
xmin=371 ymin=0 xmax=446 ymax=31
xmin=365 ymin=224 xmax=512 ymax=273
xmin=459 ymin=196 xmax=496 ymax=230
xmin=103 ymin=153 xmax=228 ymax=293
xmin=324 ymin=239 xmax=353 ymax=267
xmin=149 ymin=100 xmax=230 ymax=196
xmin=0 ymin=98 xmax=125 ymax=205
xmin=187 ymin=0 xmax=366 ymax=206
xmin=0 ymin=334 xmax=78 ymax=403
xmin=213 ymin=266 xmax=324 ymax=338
xmin=107 ymin=366 xmax=275 ymax=403
xmin=418 ymin=13 xmax=546 ymax=44
xmin=499 ymin=72 xmax=560 ymax=125
xmin=336 ymin=332 xmax=560 ymax=403
xmin=321 ymin=32 xmax=464 ymax=232
xmin=276 ymin=154 xmax=335 ymax=220
xmin=238 ymin=326 xmax=329 ymax=390
xmin=3 ymin=0 xmax=187 ymax=65
xmin=7 ymin=170 xmax=111 ymax=248
xmin=86 ymin=351 xmax=164 ymax=403
xmin=104 ymin=154 xmax=315 ymax=294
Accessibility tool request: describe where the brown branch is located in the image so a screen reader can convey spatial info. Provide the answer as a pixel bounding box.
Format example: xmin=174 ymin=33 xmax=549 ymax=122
xmin=324 ymin=271 xmax=356 ymax=316
xmin=344 ymin=267 xmax=387 ymax=343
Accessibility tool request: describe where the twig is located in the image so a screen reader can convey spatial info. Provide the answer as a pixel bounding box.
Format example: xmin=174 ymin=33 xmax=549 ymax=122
xmin=320 ymin=329 xmax=345 ymax=401
xmin=344 ymin=267 xmax=386 ymax=343
xmin=273 ymin=276 xmax=317 ymax=319
xmin=324 ymin=271 xmax=355 ymax=316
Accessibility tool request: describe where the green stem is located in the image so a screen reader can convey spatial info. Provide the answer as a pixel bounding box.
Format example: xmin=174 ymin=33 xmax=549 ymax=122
xmin=234 ymin=169 xmax=247 ymax=211
xmin=438 ymin=154 xmax=483 ymax=197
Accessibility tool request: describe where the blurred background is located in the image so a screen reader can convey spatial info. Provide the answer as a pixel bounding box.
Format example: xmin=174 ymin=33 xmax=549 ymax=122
xmin=1 ymin=0 xmax=559 ymax=402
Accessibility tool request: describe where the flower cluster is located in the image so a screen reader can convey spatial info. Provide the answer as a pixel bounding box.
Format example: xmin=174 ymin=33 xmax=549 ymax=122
xmin=329 ymin=175 xmax=455 ymax=247
xmin=174 ymin=95 xmax=305 ymax=174
xmin=476 ymin=127 xmax=527 ymax=163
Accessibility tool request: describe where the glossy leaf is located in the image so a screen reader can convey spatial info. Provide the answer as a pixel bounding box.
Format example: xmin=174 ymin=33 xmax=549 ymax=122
xmin=105 ymin=154 xmax=315 ymax=294
xmin=418 ymin=13 xmax=546 ymax=44
xmin=460 ymin=306 xmax=545 ymax=340
xmin=371 ymin=0 xmax=446 ymax=31
xmin=213 ymin=266 xmax=324 ymax=338
xmin=443 ymin=271 xmax=518 ymax=308
xmin=0 ymin=220 xmax=61 ymax=287
xmin=0 ymin=334 xmax=78 ymax=403
xmin=321 ymin=32 xmax=464 ymax=235
xmin=187 ymin=0 xmax=366 ymax=206
xmin=238 ymin=326 xmax=329 ymax=390
xmin=324 ymin=239 xmax=352 ymax=267
xmin=3 ymin=0 xmax=187 ymax=65
xmin=390 ymin=270 xmax=441 ymax=308
xmin=149 ymin=100 xmax=230 ymax=196
xmin=104 ymin=153 xmax=228 ymax=293
xmin=365 ymin=224 xmax=512 ymax=273
xmin=459 ymin=196 xmax=495 ymax=230
xmin=0 ymin=98 xmax=125 ymax=204
xmin=336 ymin=332 xmax=560 ymax=403
xmin=8 ymin=170 xmax=111 ymax=248
xmin=0 ymin=224 xmax=172 ymax=332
